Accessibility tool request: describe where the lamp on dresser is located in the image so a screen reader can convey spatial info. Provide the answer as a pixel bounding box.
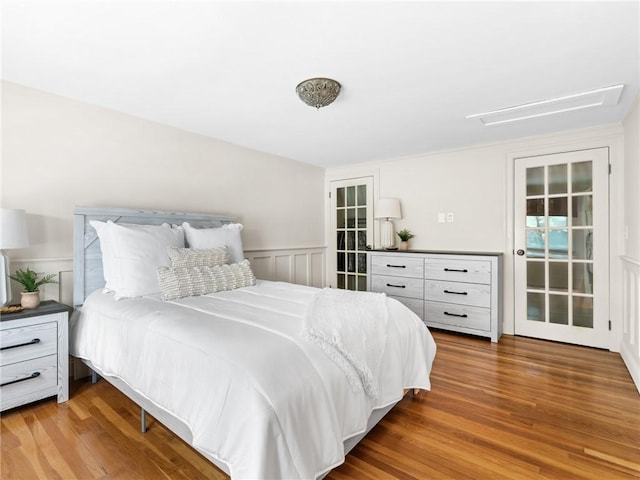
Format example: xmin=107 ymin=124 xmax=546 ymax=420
xmin=0 ymin=208 xmax=30 ymax=306
xmin=374 ymin=198 xmax=402 ymax=249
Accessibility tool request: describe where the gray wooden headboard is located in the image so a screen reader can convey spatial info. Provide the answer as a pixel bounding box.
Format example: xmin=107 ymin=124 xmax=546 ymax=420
xmin=73 ymin=206 xmax=236 ymax=307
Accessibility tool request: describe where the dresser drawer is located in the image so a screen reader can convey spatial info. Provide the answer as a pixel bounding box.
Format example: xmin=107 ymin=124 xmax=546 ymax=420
xmin=371 ymin=274 xmax=424 ymax=299
xmin=0 ymin=321 xmax=57 ymax=366
xmin=371 ymin=255 xmax=424 ymax=278
xmin=425 ymin=259 xmax=491 ymax=284
xmin=424 ymin=301 xmax=491 ymax=332
xmin=389 ymin=295 xmax=424 ymax=319
xmin=424 ymin=280 xmax=491 ymax=308
xmin=0 ymin=354 xmax=58 ymax=410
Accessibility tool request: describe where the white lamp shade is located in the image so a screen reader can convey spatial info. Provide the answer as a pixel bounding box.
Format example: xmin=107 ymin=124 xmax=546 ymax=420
xmin=0 ymin=208 xmax=29 ymax=249
xmin=374 ymin=198 xmax=402 ymax=220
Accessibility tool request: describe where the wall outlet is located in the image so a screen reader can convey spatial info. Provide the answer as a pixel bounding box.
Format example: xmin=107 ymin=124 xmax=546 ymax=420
xmin=438 ymin=212 xmax=446 ymax=223
xmin=446 ymin=212 xmax=455 ymax=223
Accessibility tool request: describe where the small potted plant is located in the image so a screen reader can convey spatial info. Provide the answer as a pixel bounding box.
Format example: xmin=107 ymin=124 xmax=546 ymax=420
xmin=8 ymin=267 xmax=58 ymax=309
xmin=396 ymin=229 xmax=415 ymax=251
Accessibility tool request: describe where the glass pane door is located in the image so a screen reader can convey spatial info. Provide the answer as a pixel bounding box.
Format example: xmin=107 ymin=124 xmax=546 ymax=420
xmin=331 ymin=177 xmax=373 ymax=291
xmin=514 ymin=148 xmax=609 ymax=348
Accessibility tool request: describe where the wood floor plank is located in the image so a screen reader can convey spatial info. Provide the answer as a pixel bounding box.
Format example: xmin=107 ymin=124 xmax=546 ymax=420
xmin=1 ymin=330 xmax=638 ymax=479
xmin=34 ymin=404 xmax=101 ymax=480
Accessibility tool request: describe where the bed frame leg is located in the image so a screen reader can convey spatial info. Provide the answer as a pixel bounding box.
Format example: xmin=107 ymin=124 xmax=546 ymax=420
xmin=91 ymin=370 xmax=98 ymax=385
xmin=141 ymin=408 xmax=147 ymax=433
xmin=412 ymin=388 xmax=420 ymax=396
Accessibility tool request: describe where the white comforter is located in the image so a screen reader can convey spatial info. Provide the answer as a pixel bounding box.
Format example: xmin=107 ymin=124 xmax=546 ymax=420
xmin=70 ymin=281 xmax=436 ymax=480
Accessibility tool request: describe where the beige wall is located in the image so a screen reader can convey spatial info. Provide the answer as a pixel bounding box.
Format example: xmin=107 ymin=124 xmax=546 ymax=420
xmin=1 ymin=81 xmax=325 ymax=262
xmin=623 ymin=97 xmax=640 ymax=261
xmin=376 ymin=146 xmax=507 ymax=252
xmin=620 ymin=97 xmax=640 ymax=392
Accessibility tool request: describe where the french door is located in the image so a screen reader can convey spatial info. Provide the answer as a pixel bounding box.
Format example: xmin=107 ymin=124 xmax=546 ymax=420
xmin=514 ymin=148 xmax=610 ymax=348
xmin=330 ymin=177 xmax=374 ymax=290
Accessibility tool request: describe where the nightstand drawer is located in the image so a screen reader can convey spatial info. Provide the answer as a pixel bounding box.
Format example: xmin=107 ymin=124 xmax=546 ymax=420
xmin=0 ymin=321 xmax=57 ymax=366
xmin=371 ymin=274 xmax=424 ymax=299
xmin=0 ymin=354 xmax=58 ymax=410
xmin=371 ymin=255 xmax=424 ymax=278
xmin=424 ymin=301 xmax=490 ymax=332
xmin=425 ymin=259 xmax=491 ymax=284
xmin=424 ymin=280 xmax=491 ymax=308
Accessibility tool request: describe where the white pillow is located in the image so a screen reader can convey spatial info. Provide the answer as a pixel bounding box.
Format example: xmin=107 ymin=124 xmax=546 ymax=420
xmin=90 ymin=220 xmax=185 ymax=299
xmin=90 ymin=220 xmax=117 ymax=292
xmin=182 ymin=222 xmax=245 ymax=264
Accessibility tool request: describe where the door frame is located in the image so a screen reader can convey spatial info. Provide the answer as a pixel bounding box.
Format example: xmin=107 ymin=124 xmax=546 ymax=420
xmin=505 ymin=128 xmax=625 ymax=352
xmin=328 ymin=177 xmax=374 ymax=289
xmin=324 ymin=168 xmax=380 ymax=287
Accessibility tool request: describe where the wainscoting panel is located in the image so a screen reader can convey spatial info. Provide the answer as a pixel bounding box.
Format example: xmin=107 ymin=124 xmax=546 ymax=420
xmin=244 ymin=247 xmax=326 ymax=288
xmin=275 ymin=255 xmax=292 ymax=282
xmin=13 ymin=249 xmax=325 ymax=381
xmin=620 ymin=255 xmax=640 ymax=393
xmin=9 ymin=247 xmax=327 ymax=309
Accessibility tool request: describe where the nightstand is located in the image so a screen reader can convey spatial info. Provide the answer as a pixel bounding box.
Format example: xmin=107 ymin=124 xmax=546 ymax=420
xmin=0 ymin=301 xmax=70 ymax=411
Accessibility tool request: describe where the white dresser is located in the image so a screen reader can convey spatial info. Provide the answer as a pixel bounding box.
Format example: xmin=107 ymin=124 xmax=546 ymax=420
xmin=0 ymin=301 xmax=69 ymax=411
xmin=367 ymin=250 xmax=503 ymax=342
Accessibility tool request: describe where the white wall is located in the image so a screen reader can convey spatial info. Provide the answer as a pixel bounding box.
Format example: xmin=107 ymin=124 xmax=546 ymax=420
xmin=326 ymin=123 xmax=627 ymax=341
xmin=1 ymin=81 xmax=326 ymax=301
xmin=622 ymin=98 xmax=640 ymax=261
xmin=620 ymin=97 xmax=640 ymax=392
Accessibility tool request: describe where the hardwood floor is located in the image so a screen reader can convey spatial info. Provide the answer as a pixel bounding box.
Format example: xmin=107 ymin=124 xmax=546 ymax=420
xmin=2 ymin=330 xmax=639 ymax=479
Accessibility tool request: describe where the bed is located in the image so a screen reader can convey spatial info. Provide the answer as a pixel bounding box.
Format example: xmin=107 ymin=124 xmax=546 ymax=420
xmin=69 ymin=206 xmax=437 ymax=480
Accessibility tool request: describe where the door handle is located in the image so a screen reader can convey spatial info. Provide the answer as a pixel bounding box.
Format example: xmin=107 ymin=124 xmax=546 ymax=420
xmin=516 ymin=249 xmax=525 ymax=256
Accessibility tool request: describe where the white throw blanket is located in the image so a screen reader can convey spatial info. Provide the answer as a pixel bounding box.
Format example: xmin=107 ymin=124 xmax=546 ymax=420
xmin=303 ymin=288 xmax=389 ymax=399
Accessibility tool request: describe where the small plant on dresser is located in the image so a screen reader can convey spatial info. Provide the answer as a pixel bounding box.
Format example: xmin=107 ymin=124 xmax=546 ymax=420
xmin=396 ymin=229 xmax=415 ymax=251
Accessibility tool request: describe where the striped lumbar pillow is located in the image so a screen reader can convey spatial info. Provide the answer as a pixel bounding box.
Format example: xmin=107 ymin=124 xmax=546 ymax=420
xmin=157 ymin=259 xmax=256 ymax=301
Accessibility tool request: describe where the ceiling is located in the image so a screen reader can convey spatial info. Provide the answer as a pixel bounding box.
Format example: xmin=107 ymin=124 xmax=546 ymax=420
xmin=2 ymin=1 xmax=639 ymax=168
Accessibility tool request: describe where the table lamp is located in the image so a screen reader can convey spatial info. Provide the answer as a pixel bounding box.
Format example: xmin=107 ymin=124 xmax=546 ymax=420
xmin=374 ymin=198 xmax=402 ymax=249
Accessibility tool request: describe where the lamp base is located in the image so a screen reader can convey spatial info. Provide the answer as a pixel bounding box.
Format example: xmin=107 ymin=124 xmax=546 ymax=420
xmin=380 ymin=219 xmax=396 ymax=249
xmin=0 ymin=251 xmax=12 ymax=307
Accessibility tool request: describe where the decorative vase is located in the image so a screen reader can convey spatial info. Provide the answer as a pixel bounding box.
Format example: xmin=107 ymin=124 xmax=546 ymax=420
xmin=20 ymin=291 xmax=41 ymax=309
xmin=399 ymin=241 xmax=409 ymax=251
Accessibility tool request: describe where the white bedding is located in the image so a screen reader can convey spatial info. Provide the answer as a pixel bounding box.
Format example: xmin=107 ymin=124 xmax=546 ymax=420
xmin=70 ymin=280 xmax=436 ymax=480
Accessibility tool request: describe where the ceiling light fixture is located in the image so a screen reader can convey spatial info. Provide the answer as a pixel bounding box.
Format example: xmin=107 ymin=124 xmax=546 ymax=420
xmin=296 ymin=78 xmax=341 ymax=109
xmin=466 ymin=84 xmax=624 ymax=126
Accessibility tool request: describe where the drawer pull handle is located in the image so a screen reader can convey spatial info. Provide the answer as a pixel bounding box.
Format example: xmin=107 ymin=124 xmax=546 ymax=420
xmin=444 ymin=312 xmax=468 ymax=318
xmin=1 ymin=371 xmax=41 ymax=388
xmin=386 ymin=283 xmax=406 ymax=288
xmin=444 ymin=290 xmax=468 ymax=295
xmin=1 ymin=338 xmax=41 ymax=351
xmin=444 ymin=268 xmax=468 ymax=273
xmin=386 ymin=264 xmax=406 ymax=268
